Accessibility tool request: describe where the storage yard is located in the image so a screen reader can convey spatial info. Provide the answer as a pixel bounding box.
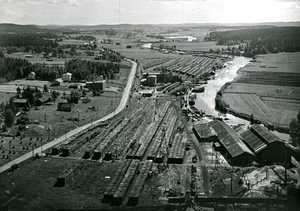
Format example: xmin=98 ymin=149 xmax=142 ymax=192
xmin=0 ymin=27 xmax=299 ymax=211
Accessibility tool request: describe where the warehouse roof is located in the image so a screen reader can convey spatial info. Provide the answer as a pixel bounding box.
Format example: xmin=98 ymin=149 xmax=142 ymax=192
xmin=240 ymin=130 xmax=267 ymax=153
xmin=193 ymin=123 xmax=217 ymax=139
xmin=251 ymin=124 xmax=281 ymax=144
xmin=209 ymin=120 xmax=254 ymax=158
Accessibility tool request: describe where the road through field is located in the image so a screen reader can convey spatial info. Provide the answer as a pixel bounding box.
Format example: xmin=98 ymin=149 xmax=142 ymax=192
xmin=0 ymin=59 xmax=137 ymax=174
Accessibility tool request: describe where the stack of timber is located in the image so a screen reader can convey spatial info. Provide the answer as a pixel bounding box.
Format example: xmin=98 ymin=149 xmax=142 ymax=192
xmin=102 ymin=160 xmax=132 ymax=203
xmin=168 ymin=134 xmax=186 ymax=164
xmin=127 ymin=160 xmax=153 ymax=205
xmin=126 ymin=123 xmax=153 ymax=159
xmin=92 ymin=118 xmax=130 ymax=160
xmin=126 ymin=101 xmax=171 ymax=160
xmin=82 ymin=116 xmax=124 ymax=159
xmin=59 ymin=129 xmax=99 ymax=157
xmin=135 ymin=122 xmax=159 ymax=159
xmin=147 ymin=129 xmax=164 ymax=160
xmin=112 ymin=160 xmax=139 ymax=205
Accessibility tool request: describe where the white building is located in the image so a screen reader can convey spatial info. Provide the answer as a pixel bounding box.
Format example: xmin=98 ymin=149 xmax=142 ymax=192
xmin=27 ymin=71 xmax=36 ymax=80
xmin=62 ymin=72 xmax=72 ymax=82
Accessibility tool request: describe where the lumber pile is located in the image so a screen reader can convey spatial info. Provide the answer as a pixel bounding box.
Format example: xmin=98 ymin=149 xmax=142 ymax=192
xmin=127 ymin=160 xmax=153 ymax=205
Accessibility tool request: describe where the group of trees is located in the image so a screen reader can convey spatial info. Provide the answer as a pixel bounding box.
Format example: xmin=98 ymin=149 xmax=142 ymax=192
xmin=0 ymin=33 xmax=58 ymax=53
xmin=65 ymin=59 xmax=120 ymax=81
xmin=0 ymin=53 xmax=65 ymax=82
xmin=207 ymin=27 xmax=300 ymax=57
xmin=290 ymin=111 xmax=300 ymax=148
xmin=0 ymin=55 xmax=33 ymax=81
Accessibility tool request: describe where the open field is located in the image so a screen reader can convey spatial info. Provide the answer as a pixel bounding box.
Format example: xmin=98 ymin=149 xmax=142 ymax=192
xmin=152 ymin=41 xmax=227 ymax=52
xmin=239 ymin=52 xmax=300 ymax=73
xmin=221 ymin=52 xmax=300 ymax=131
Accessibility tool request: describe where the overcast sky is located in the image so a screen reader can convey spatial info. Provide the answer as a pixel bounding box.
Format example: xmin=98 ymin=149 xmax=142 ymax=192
xmin=0 ymin=0 xmax=300 ymax=25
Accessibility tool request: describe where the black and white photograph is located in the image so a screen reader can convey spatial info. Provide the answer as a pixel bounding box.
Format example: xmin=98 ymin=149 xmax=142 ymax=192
xmin=0 ymin=0 xmax=300 ymax=210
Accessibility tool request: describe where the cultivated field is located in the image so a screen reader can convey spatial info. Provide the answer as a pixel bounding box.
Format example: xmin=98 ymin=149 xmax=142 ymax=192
xmin=221 ymin=52 xmax=300 ymax=131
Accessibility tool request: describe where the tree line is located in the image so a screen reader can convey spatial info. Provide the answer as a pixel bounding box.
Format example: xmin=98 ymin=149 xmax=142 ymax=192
xmin=65 ymin=59 xmax=120 ymax=81
xmin=0 ymin=33 xmax=58 ymax=53
xmin=206 ymin=27 xmax=300 ymax=57
xmin=0 ymin=53 xmax=118 ymax=82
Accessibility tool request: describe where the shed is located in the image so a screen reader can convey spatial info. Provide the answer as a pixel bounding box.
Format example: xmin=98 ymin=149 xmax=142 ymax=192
xmin=140 ymin=89 xmax=154 ymax=97
xmin=57 ymin=101 xmax=73 ymax=112
xmin=86 ymin=80 xmax=105 ymax=92
xmin=147 ymin=75 xmax=157 ymax=87
xmin=193 ymin=122 xmax=218 ymax=142
xmin=12 ymin=98 xmax=30 ymax=110
xmin=209 ymin=120 xmax=254 ymax=166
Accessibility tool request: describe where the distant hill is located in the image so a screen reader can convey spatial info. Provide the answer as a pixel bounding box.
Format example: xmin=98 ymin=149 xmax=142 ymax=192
xmin=0 ymin=23 xmax=50 ymax=34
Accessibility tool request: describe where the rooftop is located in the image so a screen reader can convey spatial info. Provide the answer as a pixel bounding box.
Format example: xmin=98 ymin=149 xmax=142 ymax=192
xmin=251 ymin=124 xmax=281 ymax=144
xmin=193 ymin=123 xmax=217 ymax=139
xmin=240 ymin=130 xmax=267 ymax=153
xmin=209 ymin=120 xmax=254 ymax=158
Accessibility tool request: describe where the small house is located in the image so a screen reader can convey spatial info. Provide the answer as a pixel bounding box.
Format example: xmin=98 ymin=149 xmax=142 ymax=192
xmin=27 ymin=72 xmax=36 ymax=80
xmin=62 ymin=72 xmax=72 ymax=82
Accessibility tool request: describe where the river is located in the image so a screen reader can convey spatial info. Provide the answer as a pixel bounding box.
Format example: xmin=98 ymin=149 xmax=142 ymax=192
xmin=194 ymin=56 xmax=290 ymax=141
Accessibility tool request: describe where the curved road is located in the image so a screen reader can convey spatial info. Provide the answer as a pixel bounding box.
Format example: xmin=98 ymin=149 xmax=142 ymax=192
xmin=0 ymin=59 xmax=137 ymax=174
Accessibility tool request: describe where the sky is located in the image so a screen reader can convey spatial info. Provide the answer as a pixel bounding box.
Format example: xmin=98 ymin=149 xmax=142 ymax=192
xmin=0 ymin=0 xmax=300 ymax=25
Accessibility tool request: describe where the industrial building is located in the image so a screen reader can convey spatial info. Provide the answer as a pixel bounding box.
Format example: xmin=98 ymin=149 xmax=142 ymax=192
xmin=193 ymin=122 xmax=218 ymax=142
xmin=240 ymin=124 xmax=291 ymax=165
xmin=209 ymin=120 xmax=255 ymax=166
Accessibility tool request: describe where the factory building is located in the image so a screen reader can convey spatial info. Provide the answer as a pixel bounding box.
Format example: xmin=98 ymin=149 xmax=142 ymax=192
xmin=193 ymin=122 xmax=218 ymax=142
xmin=240 ymin=124 xmax=291 ymax=165
xmin=209 ymin=120 xmax=255 ymax=166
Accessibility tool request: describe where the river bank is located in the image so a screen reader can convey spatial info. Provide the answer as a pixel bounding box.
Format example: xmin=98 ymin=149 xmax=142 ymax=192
xmin=194 ymin=56 xmax=290 ymax=141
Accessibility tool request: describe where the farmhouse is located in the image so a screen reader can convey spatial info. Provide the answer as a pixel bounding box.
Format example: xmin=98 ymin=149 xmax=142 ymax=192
xmin=62 ymin=72 xmax=72 ymax=82
xmin=27 ymin=72 xmax=36 ymax=80
xmin=209 ymin=120 xmax=255 ymax=166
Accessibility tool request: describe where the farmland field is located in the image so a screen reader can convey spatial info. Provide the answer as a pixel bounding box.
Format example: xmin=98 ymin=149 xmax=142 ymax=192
xmin=152 ymin=41 xmax=227 ymax=52
xmin=221 ymin=52 xmax=300 ymax=131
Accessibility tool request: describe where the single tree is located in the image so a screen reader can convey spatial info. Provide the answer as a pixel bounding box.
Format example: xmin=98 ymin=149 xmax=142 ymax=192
xmin=4 ymin=108 xmax=15 ymax=128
